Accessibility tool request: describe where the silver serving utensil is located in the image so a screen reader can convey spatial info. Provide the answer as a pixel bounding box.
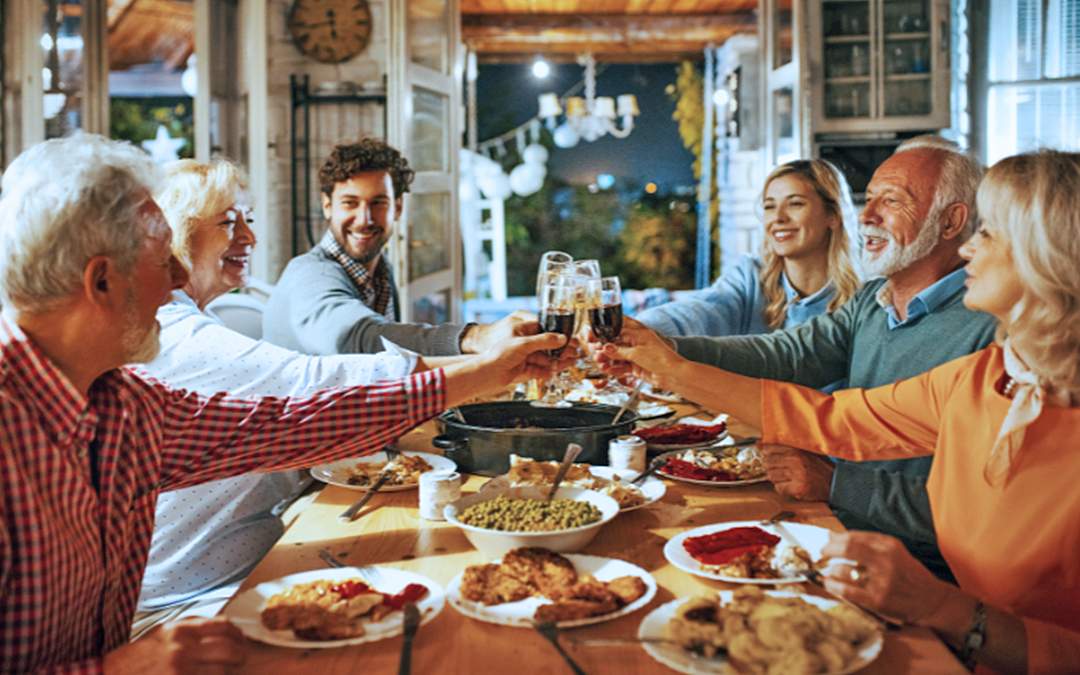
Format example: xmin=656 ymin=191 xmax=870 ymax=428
xmin=629 ymin=457 xmax=665 ymax=485
xmin=546 ymin=443 xmax=584 ymax=501
xmin=398 ymin=603 xmax=420 ymax=675
xmin=338 ymin=447 xmax=399 ymax=521
xmin=770 ymin=521 xmax=903 ymax=629
xmin=566 ymin=636 xmax=684 ymax=648
xmin=317 ymin=548 xmax=346 ymax=569
xmin=534 ymin=621 xmax=589 ymax=675
xmin=761 ymin=510 xmax=797 ymax=525
xmin=449 ymin=407 xmax=467 ymax=423
xmin=611 ymin=379 xmax=644 ymax=425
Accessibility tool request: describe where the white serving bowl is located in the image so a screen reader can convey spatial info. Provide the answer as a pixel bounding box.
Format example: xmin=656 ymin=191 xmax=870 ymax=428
xmin=443 ymin=486 xmax=619 ymax=557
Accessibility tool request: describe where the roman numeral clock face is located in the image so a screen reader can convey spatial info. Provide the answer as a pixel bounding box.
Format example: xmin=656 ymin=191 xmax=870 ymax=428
xmin=288 ymin=0 xmax=372 ymax=64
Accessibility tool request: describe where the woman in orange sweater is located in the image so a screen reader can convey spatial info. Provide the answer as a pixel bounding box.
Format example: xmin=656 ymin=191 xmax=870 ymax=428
xmin=603 ymin=150 xmax=1080 ymax=674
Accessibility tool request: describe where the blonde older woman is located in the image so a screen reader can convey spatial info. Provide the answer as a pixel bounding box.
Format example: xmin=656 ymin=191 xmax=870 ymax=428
xmin=604 ymin=150 xmax=1080 ymax=672
xmin=133 ymin=159 xmax=465 ymax=623
xmin=636 ymin=158 xmax=861 ymax=337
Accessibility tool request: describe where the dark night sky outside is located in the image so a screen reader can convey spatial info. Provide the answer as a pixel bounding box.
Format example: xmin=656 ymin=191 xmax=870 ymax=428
xmin=476 ymin=63 xmax=697 ymax=191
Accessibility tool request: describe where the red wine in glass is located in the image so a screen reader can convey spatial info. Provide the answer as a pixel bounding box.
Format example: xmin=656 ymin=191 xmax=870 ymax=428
xmin=589 ymin=303 xmax=623 ymax=342
xmin=541 ymin=309 xmax=576 ymax=356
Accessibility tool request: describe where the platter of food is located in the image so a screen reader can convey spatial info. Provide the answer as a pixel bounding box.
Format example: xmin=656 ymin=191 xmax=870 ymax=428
xmin=562 ymin=380 xmax=674 ymax=419
xmin=638 ymin=588 xmax=883 ymax=674
xmin=634 ymin=422 xmax=728 ymax=451
xmin=663 ymin=520 xmax=830 ymax=583
xmin=309 ymin=451 xmax=455 ymax=492
xmin=222 ymin=567 xmax=444 ymax=648
xmin=653 ymin=447 xmax=766 ymax=487
xmin=447 ymin=547 xmax=656 ymax=628
xmin=639 ymin=382 xmax=683 ymax=403
xmin=481 ymin=455 xmax=665 ymax=512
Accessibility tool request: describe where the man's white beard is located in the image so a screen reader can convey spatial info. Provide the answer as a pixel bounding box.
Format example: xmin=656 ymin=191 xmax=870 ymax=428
xmin=860 ymin=211 xmax=944 ymax=278
xmin=122 ymin=294 xmax=161 ymax=364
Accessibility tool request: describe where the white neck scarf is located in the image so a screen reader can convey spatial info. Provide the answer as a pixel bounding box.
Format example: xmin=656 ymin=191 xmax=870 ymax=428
xmin=986 ymin=340 xmax=1070 ymax=486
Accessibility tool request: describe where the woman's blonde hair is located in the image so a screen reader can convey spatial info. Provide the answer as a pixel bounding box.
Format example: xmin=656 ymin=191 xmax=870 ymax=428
xmin=977 ymin=150 xmax=1080 ymax=395
xmin=759 ymin=159 xmax=861 ymax=330
xmin=155 ymin=159 xmax=248 ymax=270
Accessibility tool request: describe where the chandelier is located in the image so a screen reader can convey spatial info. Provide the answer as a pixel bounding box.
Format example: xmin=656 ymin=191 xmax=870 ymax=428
xmin=537 ymin=54 xmax=639 ymax=148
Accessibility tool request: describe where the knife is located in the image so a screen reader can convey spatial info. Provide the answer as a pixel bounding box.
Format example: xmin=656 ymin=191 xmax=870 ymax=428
xmin=770 ymin=521 xmax=903 ymax=629
xmin=339 ymin=470 xmax=392 ymax=522
xmin=398 ymin=603 xmax=420 ymax=675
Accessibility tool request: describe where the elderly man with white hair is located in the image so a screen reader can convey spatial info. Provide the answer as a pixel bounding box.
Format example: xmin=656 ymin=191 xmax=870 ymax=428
xmin=0 ymin=134 xmax=565 ymax=672
xmin=607 ymin=136 xmax=997 ymax=581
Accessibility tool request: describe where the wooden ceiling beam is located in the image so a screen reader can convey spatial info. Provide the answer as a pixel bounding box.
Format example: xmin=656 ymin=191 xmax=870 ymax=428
xmin=462 ymin=12 xmax=755 ymax=61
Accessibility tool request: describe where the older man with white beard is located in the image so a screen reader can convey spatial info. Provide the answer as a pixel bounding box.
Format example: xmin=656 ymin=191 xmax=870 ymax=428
xmin=664 ymin=136 xmax=996 ymax=580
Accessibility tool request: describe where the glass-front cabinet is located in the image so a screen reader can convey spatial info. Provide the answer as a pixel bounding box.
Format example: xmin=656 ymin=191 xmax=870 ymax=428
xmin=810 ymin=0 xmax=950 ymax=132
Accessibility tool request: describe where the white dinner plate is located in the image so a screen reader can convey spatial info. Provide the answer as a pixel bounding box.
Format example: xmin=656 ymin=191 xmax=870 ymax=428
xmin=480 ymin=466 xmax=666 ymax=512
xmin=309 ymin=451 xmax=456 ymax=492
xmin=644 ymin=435 xmax=730 ymax=452
xmin=447 ymin=553 xmax=657 ymax=629
xmin=663 ymin=520 xmax=831 ymax=584
xmin=652 ymin=450 xmax=767 ymax=487
xmin=638 ymin=593 xmax=883 ymax=675
xmin=639 ymin=382 xmax=684 ymax=403
xmin=587 ymin=466 xmax=666 ymax=512
xmin=562 ymin=384 xmax=674 ymax=420
xmin=223 ymin=567 xmax=445 ymax=648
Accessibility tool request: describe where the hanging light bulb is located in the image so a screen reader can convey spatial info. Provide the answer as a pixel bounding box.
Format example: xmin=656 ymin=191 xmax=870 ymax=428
xmin=531 ymin=57 xmax=551 ymax=79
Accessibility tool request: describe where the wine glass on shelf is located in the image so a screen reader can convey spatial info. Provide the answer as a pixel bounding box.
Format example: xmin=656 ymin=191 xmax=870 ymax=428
xmin=532 ymin=273 xmax=579 ymax=408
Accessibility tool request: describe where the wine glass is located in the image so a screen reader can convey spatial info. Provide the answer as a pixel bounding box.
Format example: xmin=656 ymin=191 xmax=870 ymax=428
xmin=536 ymin=251 xmax=573 ymax=298
xmin=532 ymin=273 xmax=579 ymax=408
xmin=586 ymin=276 xmax=626 ymax=394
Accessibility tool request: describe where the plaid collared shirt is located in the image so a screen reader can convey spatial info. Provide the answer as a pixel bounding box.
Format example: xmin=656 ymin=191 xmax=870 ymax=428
xmin=0 ymin=314 xmax=444 ymax=672
xmin=319 ymin=230 xmax=396 ymax=320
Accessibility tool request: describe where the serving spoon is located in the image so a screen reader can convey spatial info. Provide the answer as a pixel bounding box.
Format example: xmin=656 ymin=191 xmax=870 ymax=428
xmin=546 ymin=443 xmax=584 ymax=501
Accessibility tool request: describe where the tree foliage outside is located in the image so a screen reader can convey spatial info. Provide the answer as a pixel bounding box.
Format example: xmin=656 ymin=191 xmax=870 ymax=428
xmin=109 ymin=97 xmax=194 ymax=159
xmin=667 ymin=61 xmax=720 ymax=279
xmin=502 ymin=173 xmax=696 ymax=296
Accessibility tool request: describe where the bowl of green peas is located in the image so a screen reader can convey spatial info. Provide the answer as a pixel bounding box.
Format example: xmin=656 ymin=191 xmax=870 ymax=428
xmin=444 ymin=486 xmax=620 ymax=557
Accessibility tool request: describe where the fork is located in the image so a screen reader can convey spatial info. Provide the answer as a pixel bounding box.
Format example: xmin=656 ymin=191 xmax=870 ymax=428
xmin=398 ymin=603 xmax=420 ymax=675
xmin=534 ymin=621 xmax=588 ymax=675
xmin=338 ymin=447 xmax=400 ymax=522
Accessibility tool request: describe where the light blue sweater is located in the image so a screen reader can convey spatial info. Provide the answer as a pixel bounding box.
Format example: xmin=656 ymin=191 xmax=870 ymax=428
xmin=636 ymin=256 xmax=837 ymax=337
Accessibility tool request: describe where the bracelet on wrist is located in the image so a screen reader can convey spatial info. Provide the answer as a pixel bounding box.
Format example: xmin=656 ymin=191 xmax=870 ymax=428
xmin=957 ymin=600 xmax=987 ymax=671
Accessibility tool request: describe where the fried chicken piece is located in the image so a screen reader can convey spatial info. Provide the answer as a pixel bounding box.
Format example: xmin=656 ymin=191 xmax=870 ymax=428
xmin=534 ymin=597 xmax=620 ymax=623
xmin=261 ymin=580 xmax=383 ymax=640
xmin=605 ymin=575 xmax=648 ymax=605
xmin=501 ymin=547 xmax=578 ymax=596
xmin=459 ymin=563 xmax=535 ymax=605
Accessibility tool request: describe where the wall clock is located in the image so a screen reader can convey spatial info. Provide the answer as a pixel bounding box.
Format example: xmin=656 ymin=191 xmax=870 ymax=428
xmin=288 ymin=0 xmax=373 ymax=64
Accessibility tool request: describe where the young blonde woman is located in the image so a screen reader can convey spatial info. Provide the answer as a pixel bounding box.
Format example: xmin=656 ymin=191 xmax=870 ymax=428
xmin=604 ymin=150 xmax=1080 ymax=672
xmin=636 ymin=159 xmax=861 ymax=337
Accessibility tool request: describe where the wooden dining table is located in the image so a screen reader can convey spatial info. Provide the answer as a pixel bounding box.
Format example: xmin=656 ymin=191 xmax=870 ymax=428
xmin=225 ymin=408 xmax=966 ymax=674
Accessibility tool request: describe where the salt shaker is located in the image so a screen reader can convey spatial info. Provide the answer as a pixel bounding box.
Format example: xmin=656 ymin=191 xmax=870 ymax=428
xmin=419 ymin=470 xmax=462 ymax=521
xmin=608 ymin=435 xmax=647 ymax=473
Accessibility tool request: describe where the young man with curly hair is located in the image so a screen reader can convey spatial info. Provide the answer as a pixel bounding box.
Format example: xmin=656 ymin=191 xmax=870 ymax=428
xmin=265 ymin=138 xmax=527 ymax=355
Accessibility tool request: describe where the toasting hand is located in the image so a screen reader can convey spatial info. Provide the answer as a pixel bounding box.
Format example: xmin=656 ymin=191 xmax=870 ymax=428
xmin=592 ymin=317 xmax=684 ymax=387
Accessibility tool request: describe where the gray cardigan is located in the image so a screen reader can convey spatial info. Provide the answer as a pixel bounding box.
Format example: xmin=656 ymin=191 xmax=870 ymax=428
xmin=674 ymin=275 xmax=997 ymax=578
xmin=263 ymin=247 xmax=469 ymax=356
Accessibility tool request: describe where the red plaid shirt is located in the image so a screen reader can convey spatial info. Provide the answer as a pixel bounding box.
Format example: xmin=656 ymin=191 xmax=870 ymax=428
xmin=0 ymin=315 xmax=445 ymax=673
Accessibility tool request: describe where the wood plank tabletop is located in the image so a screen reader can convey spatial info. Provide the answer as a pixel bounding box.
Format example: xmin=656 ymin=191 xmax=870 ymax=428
xmin=225 ymin=411 xmax=965 ymax=674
